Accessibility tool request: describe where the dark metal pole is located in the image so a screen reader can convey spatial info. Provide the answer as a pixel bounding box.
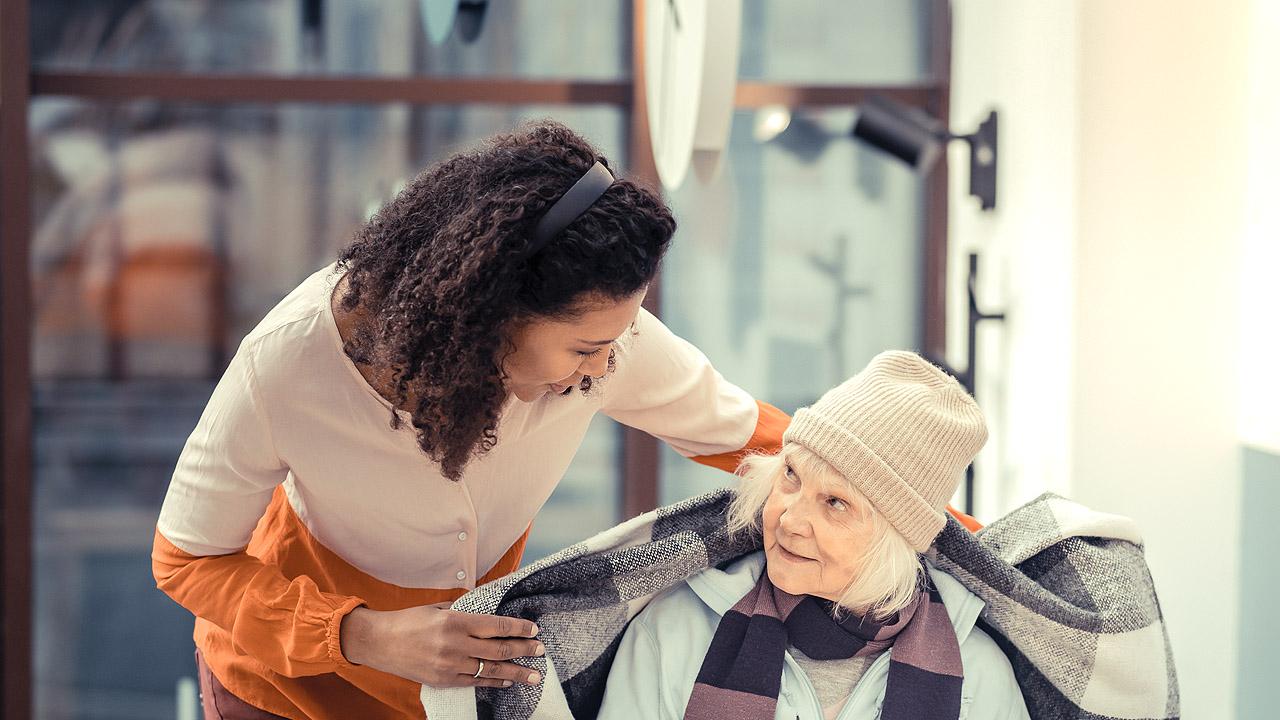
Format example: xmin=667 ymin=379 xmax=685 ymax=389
xmin=1 ymin=0 xmax=34 ymax=716
xmin=621 ymin=0 xmax=661 ymax=519
xmin=925 ymin=251 xmax=1004 ymax=516
xmin=922 ymin=0 xmax=952 ymax=363
xmin=962 ymin=252 xmax=1005 ymax=514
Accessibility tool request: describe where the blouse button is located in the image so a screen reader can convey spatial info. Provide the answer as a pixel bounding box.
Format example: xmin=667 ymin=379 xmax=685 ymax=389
xmin=456 ymin=570 xmax=467 ymax=581
xmin=458 ymin=531 xmax=468 ymax=541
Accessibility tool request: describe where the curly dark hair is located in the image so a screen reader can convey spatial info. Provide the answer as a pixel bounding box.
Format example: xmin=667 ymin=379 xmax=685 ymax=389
xmin=335 ymin=121 xmax=676 ymax=481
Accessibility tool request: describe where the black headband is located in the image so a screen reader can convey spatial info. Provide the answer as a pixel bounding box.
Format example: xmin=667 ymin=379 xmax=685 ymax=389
xmin=526 ymin=161 xmax=615 ymax=256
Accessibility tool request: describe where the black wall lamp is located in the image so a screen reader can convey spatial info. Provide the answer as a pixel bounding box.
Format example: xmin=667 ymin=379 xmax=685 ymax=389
xmin=852 ymin=95 xmax=998 ymax=211
xmin=755 ymin=96 xmax=999 ymax=211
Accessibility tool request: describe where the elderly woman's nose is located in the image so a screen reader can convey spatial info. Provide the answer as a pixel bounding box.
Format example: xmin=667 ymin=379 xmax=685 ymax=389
xmin=778 ymin=500 xmax=815 ymax=533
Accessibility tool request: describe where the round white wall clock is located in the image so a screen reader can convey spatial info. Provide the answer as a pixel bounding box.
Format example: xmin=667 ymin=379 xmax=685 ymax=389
xmin=645 ymin=0 xmax=742 ymax=189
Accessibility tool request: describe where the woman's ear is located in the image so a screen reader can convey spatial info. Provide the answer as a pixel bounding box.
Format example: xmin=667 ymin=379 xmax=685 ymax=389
xmin=494 ymin=319 xmax=523 ymax=371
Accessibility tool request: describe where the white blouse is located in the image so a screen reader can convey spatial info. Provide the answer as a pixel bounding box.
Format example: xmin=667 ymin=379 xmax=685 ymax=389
xmin=158 ymin=262 xmax=760 ymax=590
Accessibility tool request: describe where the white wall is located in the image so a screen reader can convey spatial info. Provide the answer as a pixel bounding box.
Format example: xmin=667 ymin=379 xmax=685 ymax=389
xmin=1073 ymin=3 xmax=1248 ymax=716
xmin=950 ymin=1 xmax=1256 ymax=715
xmin=947 ymin=1 xmax=1079 ymax=518
xmin=1239 ymin=1 xmax=1280 ymax=456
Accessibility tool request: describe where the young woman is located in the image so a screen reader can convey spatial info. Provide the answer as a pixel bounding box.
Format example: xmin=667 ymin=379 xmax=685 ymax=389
xmin=598 ymin=351 xmax=1030 ymax=720
xmin=153 ymin=121 xmax=789 ymax=719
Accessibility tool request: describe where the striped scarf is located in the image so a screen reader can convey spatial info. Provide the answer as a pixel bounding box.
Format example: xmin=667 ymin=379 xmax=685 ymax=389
xmin=684 ymin=569 xmax=963 ymax=720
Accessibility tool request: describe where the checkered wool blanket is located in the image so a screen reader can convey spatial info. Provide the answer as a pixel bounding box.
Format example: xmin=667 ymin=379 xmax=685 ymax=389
xmin=931 ymin=492 xmax=1180 ymax=720
xmin=420 ymin=489 xmax=1179 ymax=720
xmin=421 ymin=489 xmax=757 ymax=720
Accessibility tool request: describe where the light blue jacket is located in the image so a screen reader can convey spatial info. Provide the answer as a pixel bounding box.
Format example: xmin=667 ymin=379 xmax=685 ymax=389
xmin=597 ymin=551 xmax=1031 ymax=720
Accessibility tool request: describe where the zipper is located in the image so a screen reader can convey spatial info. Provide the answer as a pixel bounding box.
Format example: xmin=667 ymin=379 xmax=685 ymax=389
xmin=781 ymin=651 xmax=826 ymax=720
xmin=781 ymin=650 xmax=894 ymax=720
xmin=836 ymin=652 xmax=892 ymax=720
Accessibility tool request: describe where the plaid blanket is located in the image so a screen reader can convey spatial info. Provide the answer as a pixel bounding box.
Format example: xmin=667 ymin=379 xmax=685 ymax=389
xmin=420 ymin=490 xmax=1179 ymax=720
xmin=932 ymin=493 xmax=1180 ymax=720
xmin=421 ymin=489 xmax=757 ymax=720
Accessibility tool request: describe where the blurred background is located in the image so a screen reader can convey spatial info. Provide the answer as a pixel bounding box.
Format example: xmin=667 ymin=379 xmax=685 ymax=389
xmin=0 ymin=1 xmax=1276 ymax=719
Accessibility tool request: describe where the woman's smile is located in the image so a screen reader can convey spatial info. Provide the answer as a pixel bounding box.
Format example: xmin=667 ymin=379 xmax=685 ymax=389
xmin=774 ymin=541 xmax=815 ymax=564
xmin=549 ymin=374 xmax=584 ymax=395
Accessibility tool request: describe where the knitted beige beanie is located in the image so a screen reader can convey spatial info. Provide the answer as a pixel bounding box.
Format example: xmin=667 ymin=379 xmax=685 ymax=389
xmin=781 ymin=350 xmax=987 ymax=551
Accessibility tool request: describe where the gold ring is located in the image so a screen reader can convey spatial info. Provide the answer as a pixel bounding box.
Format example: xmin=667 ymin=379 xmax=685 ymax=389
xmin=473 ymin=660 xmax=485 ymax=679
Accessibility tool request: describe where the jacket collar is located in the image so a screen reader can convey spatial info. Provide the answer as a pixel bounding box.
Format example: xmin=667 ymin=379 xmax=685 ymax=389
xmin=685 ymin=551 xmax=985 ymax=644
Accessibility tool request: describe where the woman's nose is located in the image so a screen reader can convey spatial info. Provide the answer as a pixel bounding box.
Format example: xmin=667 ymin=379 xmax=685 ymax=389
xmin=778 ymin=500 xmax=813 ymax=535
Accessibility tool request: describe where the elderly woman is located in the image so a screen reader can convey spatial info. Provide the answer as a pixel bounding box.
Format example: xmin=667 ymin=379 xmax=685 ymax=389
xmin=597 ymin=351 xmax=1031 ymax=720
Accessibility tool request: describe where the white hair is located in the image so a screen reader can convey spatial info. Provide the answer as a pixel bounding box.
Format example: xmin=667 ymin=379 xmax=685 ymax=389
xmin=727 ymin=443 xmax=925 ymax=621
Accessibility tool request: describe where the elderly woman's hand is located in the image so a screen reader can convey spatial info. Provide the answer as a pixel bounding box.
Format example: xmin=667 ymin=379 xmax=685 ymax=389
xmin=340 ymin=603 xmax=545 ymax=688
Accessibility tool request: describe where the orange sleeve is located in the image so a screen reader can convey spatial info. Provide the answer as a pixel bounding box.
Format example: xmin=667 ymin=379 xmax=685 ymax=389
xmin=945 ymin=505 xmax=983 ymax=532
xmin=152 ymin=528 xmax=365 ymax=678
xmin=691 ymin=400 xmax=791 ymax=473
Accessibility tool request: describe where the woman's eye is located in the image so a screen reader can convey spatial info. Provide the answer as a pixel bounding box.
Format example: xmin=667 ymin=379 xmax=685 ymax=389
xmin=576 ymin=348 xmax=603 ymax=358
xmin=782 ymin=465 xmax=798 ymax=483
xmin=827 ymin=497 xmax=848 ymax=512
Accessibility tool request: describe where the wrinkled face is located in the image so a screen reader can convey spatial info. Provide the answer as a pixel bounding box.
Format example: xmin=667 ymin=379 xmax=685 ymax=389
xmin=501 ymin=289 xmax=647 ymax=403
xmin=762 ymin=445 xmax=878 ymax=601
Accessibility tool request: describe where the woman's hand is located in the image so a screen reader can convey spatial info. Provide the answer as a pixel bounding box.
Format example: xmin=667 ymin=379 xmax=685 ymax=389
xmin=340 ymin=602 xmax=545 ymax=688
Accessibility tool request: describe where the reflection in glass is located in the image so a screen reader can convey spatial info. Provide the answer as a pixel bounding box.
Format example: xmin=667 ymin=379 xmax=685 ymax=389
xmin=737 ymin=0 xmax=935 ymax=84
xmin=29 ymin=1 xmax=931 ymax=83
xmin=30 ymin=0 xmax=627 ymax=80
xmin=29 ymin=98 xmax=624 ymax=719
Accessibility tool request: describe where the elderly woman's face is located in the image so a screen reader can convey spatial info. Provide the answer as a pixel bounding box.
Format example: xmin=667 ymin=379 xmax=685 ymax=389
xmin=762 ymin=449 xmax=878 ymax=601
